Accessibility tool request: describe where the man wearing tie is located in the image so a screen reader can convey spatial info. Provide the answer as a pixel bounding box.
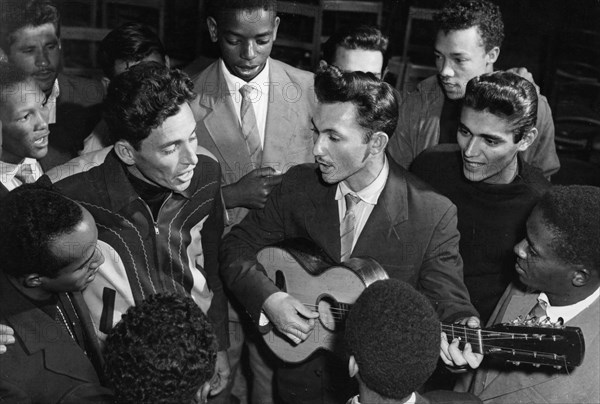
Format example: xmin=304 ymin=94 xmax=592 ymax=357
xmin=0 ymin=63 xmax=49 ymax=197
xmin=220 ymin=63 xmax=478 ymax=404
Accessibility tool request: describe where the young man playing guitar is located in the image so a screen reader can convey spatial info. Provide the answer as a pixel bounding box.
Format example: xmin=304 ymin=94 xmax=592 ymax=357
xmin=443 ymin=186 xmax=600 ymax=403
xmin=220 ymin=62 xmax=479 ymax=404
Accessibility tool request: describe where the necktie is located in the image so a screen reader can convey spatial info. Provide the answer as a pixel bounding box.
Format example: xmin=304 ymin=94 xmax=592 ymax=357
xmin=239 ymin=84 xmax=262 ymax=167
xmin=15 ymin=163 xmax=36 ymax=184
xmin=340 ymin=194 xmax=361 ymax=262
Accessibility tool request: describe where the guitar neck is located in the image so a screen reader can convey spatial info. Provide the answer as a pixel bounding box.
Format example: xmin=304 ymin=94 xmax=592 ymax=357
xmin=441 ymin=323 xmax=485 ymax=354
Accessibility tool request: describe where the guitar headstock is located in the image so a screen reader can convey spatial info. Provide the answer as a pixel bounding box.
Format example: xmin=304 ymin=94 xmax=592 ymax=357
xmin=484 ymin=322 xmax=585 ymax=369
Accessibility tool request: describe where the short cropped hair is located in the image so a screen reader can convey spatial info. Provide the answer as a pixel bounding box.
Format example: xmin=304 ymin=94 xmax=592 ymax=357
xmin=463 ymin=71 xmax=537 ymax=142
xmin=434 ymin=0 xmax=504 ymax=52
xmin=346 ymin=279 xmax=439 ymax=400
xmin=537 ymin=186 xmax=600 ymax=274
xmin=0 ymin=62 xmax=31 ymax=106
xmin=322 ymin=25 xmax=389 ymax=73
xmin=207 ymin=0 xmax=277 ymax=23
xmin=104 ymin=293 xmax=218 ymax=404
xmin=104 ymin=62 xmax=196 ymax=149
xmin=99 ymin=22 xmax=166 ymax=79
xmin=314 ymin=62 xmax=398 ymax=141
xmin=0 ymin=0 xmax=60 ymax=53
xmin=0 ymin=184 xmax=83 ymax=278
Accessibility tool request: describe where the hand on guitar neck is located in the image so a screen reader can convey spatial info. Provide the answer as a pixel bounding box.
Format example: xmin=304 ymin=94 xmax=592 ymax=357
xmin=440 ymin=316 xmax=484 ymax=370
xmin=263 ymin=291 xmax=320 ymax=344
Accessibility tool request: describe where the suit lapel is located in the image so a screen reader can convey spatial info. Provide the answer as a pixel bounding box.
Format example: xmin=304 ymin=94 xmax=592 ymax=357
xmin=198 ymin=63 xmax=252 ymax=175
xmin=353 ymin=160 xmax=408 ymax=257
xmin=303 ymin=177 xmax=340 ymax=261
xmin=263 ymin=60 xmax=298 ymax=168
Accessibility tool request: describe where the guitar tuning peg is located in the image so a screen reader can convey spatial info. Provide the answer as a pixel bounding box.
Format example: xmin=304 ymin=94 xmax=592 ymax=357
xmin=510 ymin=361 xmax=521 ymax=366
xmin=533 ymin=363 xmax=541 ymax=368
xmin=554 ymin=365 xmax=562 ymax=370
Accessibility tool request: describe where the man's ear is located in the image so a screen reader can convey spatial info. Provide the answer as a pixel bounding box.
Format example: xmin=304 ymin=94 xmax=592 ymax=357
xmin=100 ymin=76 xmax=110 ymax=93
xmin=572 ymin=266 xmax=592 ymax=287
xmin=369 ymin=131 xmax=389 ymax=155
xmin=164 ymin=55 xmax=171 ymax=69
xmin=486 ymin=46 xmax=500 ymax=65
xmin=517 ymin=128 xmax=538 ymax=152
xmin=114 ymin=140 xmax=136 ymax=166
xmin=24 ymin=274 xmax=42 ymax=288
xmin=348 ymin=355 xmax=359 ymax=378
xmin=195 ymin=381 xmax=211 ymax=404
xmin=272 ymin=16 xmax=280 ymax=42
xmin=207 ymin=17 xmax=219 ymax=43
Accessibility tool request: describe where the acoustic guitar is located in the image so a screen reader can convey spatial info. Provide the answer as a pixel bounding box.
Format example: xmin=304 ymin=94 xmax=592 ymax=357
xmin=257 ymin=240 xmax=585 ymax=370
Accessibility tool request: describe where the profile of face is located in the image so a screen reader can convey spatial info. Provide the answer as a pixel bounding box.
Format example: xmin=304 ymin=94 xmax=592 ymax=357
xmin=312 ymin=102 xmax=384 ymax=191
xmin=513 ymin=207 xmax=572 ymax=295
xmin=434 ymin=26 xmax=498 ymax=100
xmin=7 ymin=23 xmax=61 ymax=93
xmin=458 ymin=106 xmax=534 ymax=184
xmin=119 ymin=103 xmax=198 ymax=192
xmin=0 ymin=79 xmax=50 ymax=164
xmin=207 ymin=8 xmax=280 ymax=82
xmin=333 ymin=47 xmax=384 ymax=79
xmin=41 ymin=208 xmax=105 ymax=293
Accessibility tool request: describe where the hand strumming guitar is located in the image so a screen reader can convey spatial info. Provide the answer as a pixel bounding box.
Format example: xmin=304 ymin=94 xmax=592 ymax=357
xmin=262 ymin=291 xmax=319 ymax=344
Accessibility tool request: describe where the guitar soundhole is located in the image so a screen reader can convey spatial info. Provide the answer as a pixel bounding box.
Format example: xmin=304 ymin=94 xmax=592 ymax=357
xmin=275 ymin=270 xmax=287 ymax=292
xmin=317 ymin=295 xmax=346 ymax=332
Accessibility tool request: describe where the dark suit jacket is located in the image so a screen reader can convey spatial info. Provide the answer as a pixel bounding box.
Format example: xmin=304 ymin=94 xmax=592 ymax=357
xmin=41 ymin=73 xmax=105 ymax=170
xmin=220 ymin=159 xmax=477 ymax=323
xmin=0 ymin=272 xmax=110 ymax=403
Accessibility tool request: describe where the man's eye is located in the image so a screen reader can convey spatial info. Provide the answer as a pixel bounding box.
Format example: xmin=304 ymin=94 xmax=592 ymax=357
xmin=257 ymin=39 xmax=270 ymax=45
xmin=226 ymin=39 xmax=240 ymax=45
xmin=484 ymin=138 xmax=500 ymax=146
xmin=163 ymin=146 xmax=177 ymax=155
xmin=328 ymin=135 xmax=340 ymax=142
xmin=457 ymin=127 xmax=469 ymax=136
xmin=17 ymin=113 xmax=30 ymax=122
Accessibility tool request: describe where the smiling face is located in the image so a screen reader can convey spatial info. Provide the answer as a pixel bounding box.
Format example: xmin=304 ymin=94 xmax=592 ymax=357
xmin=42 ymin=208 xmax=105 ymax=293
xmin=208 ymin=8 xmax=279 ymax=82
xmin=0 ymin=79 xmax=50 ymax=164
xmin=457 ymin=106 xmax=531 ymax=184
xmin=333 ymin=47 xmax=384 ymax=79
xmin=434 ymin=27 xmax=498 ymax=100
xmin=312 ymin=102 xmax=381 ymax=191
xmin=7 ymin=23 xmax=61 ymax=93
xmin=513 ymin=207 xmax=573 ymax=296
xmin=125 ymin=103 xmax=199 ymax=192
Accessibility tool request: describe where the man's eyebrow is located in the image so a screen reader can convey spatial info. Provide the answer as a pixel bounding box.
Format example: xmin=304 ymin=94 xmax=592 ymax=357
xmin=158 ymin=128 xmax=196 ymax=149
xmin=75 ymin=247 xmax=96 ymax=271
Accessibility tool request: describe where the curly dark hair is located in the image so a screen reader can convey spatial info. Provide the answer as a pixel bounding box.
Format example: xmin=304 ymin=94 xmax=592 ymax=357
xmin=104 ymin=293 xmax=218 ymax=404
xmin=322 ymin=25 xmax=389 ymax=74
xmin=314 ymin=62 xmax=398 ymax=141
xmin=207 ymin=0 xmax=277 ymax=24
xmin=99 ymin=22 xmax=166 ymax=79
xmin=463 ymin=71 xmax=538 ymax=142
xmin=0 ymin=0 xmax=60 ymax=53
xmin=103 ymin=62 xmax=196 ymax=149
xmin=536 ymin=186 xmax=600 ymax=274
xmin=345 ymin=279 xmax=440 ymax=400
xmin=434 ymin=0 xmax=504 ymax=52
xmin=0 ymin=184 xmax=83 ymax=278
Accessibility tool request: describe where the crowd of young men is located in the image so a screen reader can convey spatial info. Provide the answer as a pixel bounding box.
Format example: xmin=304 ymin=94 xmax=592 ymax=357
xmin=0 ymin=0 xmax=598 ymax=403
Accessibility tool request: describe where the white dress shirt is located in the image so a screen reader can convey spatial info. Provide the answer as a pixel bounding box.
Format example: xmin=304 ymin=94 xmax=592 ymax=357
xmin=336 ymin=157 xmax=390 ymax=253
xmin=538 ymin=286 xmax=600 ymax=324
xmin=0 ymin=157 xmax=43 ymax=191
xmin=221 ymin=58 xmax=270 ymax=146
xmin=46 ymin=78 xmax=60 ymax=124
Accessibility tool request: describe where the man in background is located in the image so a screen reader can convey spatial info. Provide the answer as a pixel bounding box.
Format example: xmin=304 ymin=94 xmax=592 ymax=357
xmin=0 ymin=0 xmax=105 ymax=168
xmin=0 ymin=63 xmax=49 ymax=197
xmin=387 ymin=0 xmax=559 ymax=177
xmin=322 ymin=25 xmax=388 ymax=79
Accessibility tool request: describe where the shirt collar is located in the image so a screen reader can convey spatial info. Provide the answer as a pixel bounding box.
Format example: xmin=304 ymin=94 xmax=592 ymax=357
xmin=0 ymin=157 xmax=42 ymax=188
xmin=538 ymin=286 xmax=600 ymax=324
xmin=336 ymin=156 xmax=389 ymax=205
xmin=347 ymin=392 xmax=416 ymax=404
xmin=220 ymin=58 xmax=270 ymax=97
xmin=47 ymin=78 xmax=60 ymax=124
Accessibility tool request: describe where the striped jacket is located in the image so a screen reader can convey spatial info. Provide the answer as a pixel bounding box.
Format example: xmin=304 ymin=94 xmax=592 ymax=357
xmin=54 ymin=150 xmax=228 ymax=348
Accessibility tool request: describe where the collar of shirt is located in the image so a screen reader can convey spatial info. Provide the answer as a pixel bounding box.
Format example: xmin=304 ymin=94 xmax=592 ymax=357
xmin=0 ymin=157 xmax=43 ymax=191
xmin=220 ymin=58 xmax=270 ymax=143
xmin=336 ymin=156 xmax=389 ymax=206
xmin=538 ymin=286 xmax=600 ymax=324
xmin=346 ymin=392 xmax=416 ymax=404
xmin=47 ymin=78 xmax=60 ymax=124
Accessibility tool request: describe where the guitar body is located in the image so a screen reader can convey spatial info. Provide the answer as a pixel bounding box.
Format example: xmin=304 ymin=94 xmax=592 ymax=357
xmin=257 ymin=240 xmax=388 ymax=363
